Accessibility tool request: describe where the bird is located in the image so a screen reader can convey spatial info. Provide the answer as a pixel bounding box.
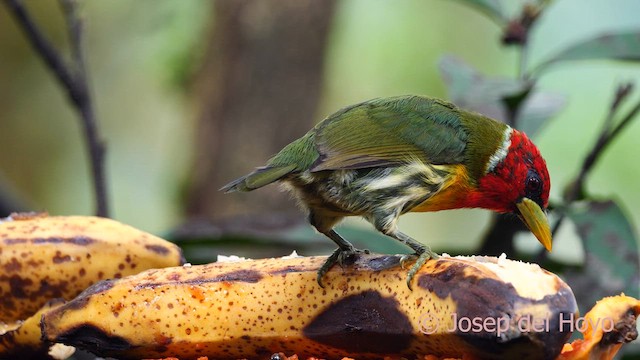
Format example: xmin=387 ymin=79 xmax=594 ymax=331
xmin=221 ymin=95 xmax=552 ymax=289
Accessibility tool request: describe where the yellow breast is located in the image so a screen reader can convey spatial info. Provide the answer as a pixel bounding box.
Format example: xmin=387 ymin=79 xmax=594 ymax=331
xmin=410 ymin=164 xmax=476 ymax=212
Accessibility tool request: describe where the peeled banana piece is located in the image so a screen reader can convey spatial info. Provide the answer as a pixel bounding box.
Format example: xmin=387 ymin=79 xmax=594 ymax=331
xmin=558 ymin=294 xmax=640 ymax=360
xmin=43 ymin=254 xmax=578 ymax=360
xmin=0 ymin=213 xmax=184 ymax=324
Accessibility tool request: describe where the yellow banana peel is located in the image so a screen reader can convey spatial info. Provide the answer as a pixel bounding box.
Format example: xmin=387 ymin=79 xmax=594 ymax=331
xmin=42 ymin=254 xmax=578 ymax=360
xmin=0 ymin=299 xmax=74 ymax=359
xmin=0 ymin=212 xmax=184 ymax=360
xmin=2 ymin=214 xmax=637 ymax=360
xmin=0 ymin=213 xmax=184 ymax=324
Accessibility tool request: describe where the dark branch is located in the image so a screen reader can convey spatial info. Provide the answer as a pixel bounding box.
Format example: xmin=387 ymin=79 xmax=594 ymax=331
xmin=563 ymin=82 xmax=636 ymax=204
xmin=549 ymin=82 xmax=639 ymax=240
xmin=3 ymin=0 xmax=77 ymax=93
xmin=58 ymin=0 xmax=109 ymax=217
xmin=4 ymin=0 xmax=110 ymax=217
xmin=607 ymin=92 xmax=640 ymax=148
xmin=60 ymin=0 xmax=86 ymax=85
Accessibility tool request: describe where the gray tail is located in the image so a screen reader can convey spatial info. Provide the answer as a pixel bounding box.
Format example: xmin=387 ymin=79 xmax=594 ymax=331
xmin=220 ymin=164 xmax=297 ymax=193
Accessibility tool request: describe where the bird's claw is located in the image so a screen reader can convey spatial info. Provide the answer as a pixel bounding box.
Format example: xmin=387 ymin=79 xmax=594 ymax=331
xmin=317 ymin=246 xmax=369 ymax=288
xmin=399 ymin=253 xmax=416 ymax=269
xmin=402 ymin=246 xmax=439 ymax=290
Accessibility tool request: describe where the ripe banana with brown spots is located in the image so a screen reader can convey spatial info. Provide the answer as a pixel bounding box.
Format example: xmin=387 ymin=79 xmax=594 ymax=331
xmin=0 ymin=213 xmax=184 ymax=324
xmin=0 ymin=299 xmax=73 ymax=359
xmin=43 ymin=254 xmax=579 ymax=360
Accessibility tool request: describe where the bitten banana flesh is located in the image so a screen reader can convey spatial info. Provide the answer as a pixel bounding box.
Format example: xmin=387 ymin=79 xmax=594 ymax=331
xmin=558 ymin=294 xmax=640 ymax=360
xmin=43 ymin=254 xmax=578 ymax=360
xmin=0 ymin=213 xmax=184 ymax=324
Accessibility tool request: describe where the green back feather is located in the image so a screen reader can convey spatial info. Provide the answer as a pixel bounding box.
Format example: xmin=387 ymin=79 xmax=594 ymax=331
xmin=222 ymin=95 xmax=509 ymax=192
xmin=312 ymin=95 xmax=468 ymax=171
xmin=267 ymin=132 xmax=319 ymax=169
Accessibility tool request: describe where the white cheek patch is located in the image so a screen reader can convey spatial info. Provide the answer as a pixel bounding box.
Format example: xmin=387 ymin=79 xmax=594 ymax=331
xmin=485 ymin=127 xmax=513 ymax=174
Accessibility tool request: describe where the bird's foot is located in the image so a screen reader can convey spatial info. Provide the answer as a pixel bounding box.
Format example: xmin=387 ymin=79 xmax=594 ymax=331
xmin=317 ymin=246 xmax=370 ymax=288
xmin=400 ymin=246 xmax=439 ymax=290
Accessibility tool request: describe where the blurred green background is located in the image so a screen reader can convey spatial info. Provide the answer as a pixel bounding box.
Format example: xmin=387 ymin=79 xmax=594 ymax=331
xmin=1 ymin=0 xmax=640 ymax=263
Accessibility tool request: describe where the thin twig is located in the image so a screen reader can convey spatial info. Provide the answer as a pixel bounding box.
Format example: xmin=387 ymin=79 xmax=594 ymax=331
xmin=4 ymin=0 xmax=110 ymax=217
xmin=58 ymin=0 xmax=109 ymax=217
xmin=3 ymin=0 xmax=77 ymax=92
xmin=518 ymin=42 xmax=529 ymax=82
xmin=564 ymin=83 xmax=636 ymax=204
xmin=607 ymin=94 xmax=640 ymax=145
xmin=551 ymin=83 xmax=639 ymax=237
xmin=59 ymin=0 xmax=82 ymax=64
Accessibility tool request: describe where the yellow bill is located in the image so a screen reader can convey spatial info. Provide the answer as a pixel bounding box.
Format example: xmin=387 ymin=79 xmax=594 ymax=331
xmin=516 ymin=197 xmax=552 ymax=251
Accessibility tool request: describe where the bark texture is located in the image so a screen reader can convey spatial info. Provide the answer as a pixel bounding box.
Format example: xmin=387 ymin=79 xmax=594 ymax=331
xmin=186 ymin=0 xmax=336 ymax=220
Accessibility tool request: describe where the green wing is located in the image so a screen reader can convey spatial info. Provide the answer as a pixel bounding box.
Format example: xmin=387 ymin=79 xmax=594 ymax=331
xmin=311 ymin=95 xmax=469 ymax=171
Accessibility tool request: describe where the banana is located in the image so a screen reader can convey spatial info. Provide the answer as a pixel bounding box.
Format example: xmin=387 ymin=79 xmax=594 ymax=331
xmin=0 ymin=298 xmax=73 ymax=360
xmin=558 ymin=294 xmax=640 ymax=360
xmin=122 ymin=292 xmax=640 ymax=360
xmin=0 ymin=213 xmax=184 ymax=324
xmin=42 ymin=254 xmax=578 ymax=360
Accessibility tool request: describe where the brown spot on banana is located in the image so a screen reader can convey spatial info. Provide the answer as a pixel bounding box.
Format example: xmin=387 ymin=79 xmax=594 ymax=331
xmin=3 ymin=257 xmax=21 ymax=272
xmin=52 ymin=251 xmax=73 ymax=264
xmin=211 ymin=269 xmax=264 ymax=283
xmin=42 ymin=254 xmax=577 ymax=360
xmin=0 ymin=214 xmax=184 ymax=323
xmin=63 ymin=279 xmax=116 ymax=311
xmin=3 ymin=236 xmax=96 ymax=246
xmin=141 ymin=269 xmax=264 ymax=288
xmin=145 ymin=244 xmax=171 ymax=255
xmin=0 ymin=298 xmax=68 ymax=359
xmin=303 ymin=290 xmax=413 ymax=353
xmin=417 ymin=261 xmax=575 ymax=359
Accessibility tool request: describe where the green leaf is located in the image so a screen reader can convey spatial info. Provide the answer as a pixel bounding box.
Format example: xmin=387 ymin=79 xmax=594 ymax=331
xmin=564 ymin=200 xmax=640 ymax=313
xmin=453 ymin=0 xmax=508 ymax=24
xmin=527 ymin=0 xmax=640 ymax=73
xmin=439 ymin=55 xmax=525 ymax=121
xmin=548 ymin=32 xmax=640 ymax=63
xmin=534 ymin=32 xmax=640 ymax=74
xmin=515 ymin=91 xmax=566 ymax=136
xmin=438 ymin=55 xmax=564 ymax=135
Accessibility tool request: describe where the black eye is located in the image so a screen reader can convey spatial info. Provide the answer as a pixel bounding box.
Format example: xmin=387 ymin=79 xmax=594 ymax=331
xmin=525 ymin=169 xmax=543 ymax=198
xmin=526 ymin=176 xmax=541 ymax=192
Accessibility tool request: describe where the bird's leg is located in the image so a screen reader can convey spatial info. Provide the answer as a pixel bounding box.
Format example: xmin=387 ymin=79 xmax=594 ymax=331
xmin=370 ymin=214 xmax=439 ymax=290
xmin=309 ymin=212 xmax=369 ymax=287
xmin=316 ymin=229 xmax=370 ymax=287
xmin=387 ymin=230 xmax=439 ymax=290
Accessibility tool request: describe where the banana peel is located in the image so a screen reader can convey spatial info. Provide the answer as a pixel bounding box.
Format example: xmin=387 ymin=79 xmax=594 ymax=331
xmin=140 ymin=294 xmax=640 ymax=360
xmin=0 ymin=299 xmax=74 ymax=360
xmin=42 ymin=254 xmax=579 ymax=360
xmin=0 ymin=213 xmax=184 ymax=359
xmin=4 ymin=214 xmax=637 ymax=359
xmin=0 ymin=213 xmax=184 ymax=323
xmin=557 ymin=294 xmax=640 ymax=360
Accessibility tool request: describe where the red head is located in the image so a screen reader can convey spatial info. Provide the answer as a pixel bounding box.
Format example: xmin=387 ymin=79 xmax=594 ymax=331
xmin=474 ymin=128 xmax=552 ymax=250
xmin=476 ymin=129 xmax=550 ymax=213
